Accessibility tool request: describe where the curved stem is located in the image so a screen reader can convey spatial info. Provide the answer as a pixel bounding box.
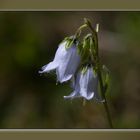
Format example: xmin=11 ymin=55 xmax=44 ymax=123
xmin=85 ymin=19 xmax=113 ymax=128
xmin=75 ymin=24 xmax=88 ymax=38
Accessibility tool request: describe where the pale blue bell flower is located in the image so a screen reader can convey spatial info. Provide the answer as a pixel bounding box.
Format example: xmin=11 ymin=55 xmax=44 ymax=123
xmin=64 ymin=67 xmax=103 ymax=101
xmin=39 ymin=40 xmax=81 ymax=83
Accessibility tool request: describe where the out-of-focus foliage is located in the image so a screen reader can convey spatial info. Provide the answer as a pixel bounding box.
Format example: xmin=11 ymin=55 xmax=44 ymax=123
xmin=0 ymin=12 xmax=140 ymax=128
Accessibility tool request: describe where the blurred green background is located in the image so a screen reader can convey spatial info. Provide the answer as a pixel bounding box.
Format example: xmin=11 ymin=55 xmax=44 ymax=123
xmin=0 ymin=11 xmax=140 ymax=128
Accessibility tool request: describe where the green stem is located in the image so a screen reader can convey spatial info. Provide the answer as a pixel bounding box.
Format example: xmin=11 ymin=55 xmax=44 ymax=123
xmin=85 ymin=19 xmax=113 ymax=128
xmin=97 ymin=65 xmax=113 ymax=128
xmin=75 ymin=24 xmax=88 ymax=38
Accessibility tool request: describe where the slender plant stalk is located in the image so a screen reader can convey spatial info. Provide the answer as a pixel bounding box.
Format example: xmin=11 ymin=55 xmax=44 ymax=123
xmin=85 ymin=19 xmax=113 ymax=128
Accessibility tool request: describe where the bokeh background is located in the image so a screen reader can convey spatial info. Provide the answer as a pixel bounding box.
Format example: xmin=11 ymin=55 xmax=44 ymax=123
xmin=0 ymin=11 xmax=140 ymax=128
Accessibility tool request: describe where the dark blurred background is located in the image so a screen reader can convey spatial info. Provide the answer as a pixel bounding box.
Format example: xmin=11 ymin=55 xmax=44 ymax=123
xmin=0 ymin=11 xmax=140 ymax=128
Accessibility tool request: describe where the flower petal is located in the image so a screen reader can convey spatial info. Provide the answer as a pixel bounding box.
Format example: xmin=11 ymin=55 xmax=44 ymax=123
xmin=39 ymin=41 xmax=68 ymax=74
xmin=57 ymin=44 xmax=80 ymax=82
xmin=64 ymin=91 xmax=79 ymax=99
xmin=79 ymin=67 xmax=99 ymax=100
xmin=79 ymin=68 xmax=91 ymax=97
xmin=53 ymin=41 xmax=68 ymax=63
xmin=64 ymin=73 xmax=81 ymax=99
xmin=87 ymin=68 xmax=98 ymax=96
xmin=82 ymin=92 xmax=94 ymax=100
xmin=87 ymin=69 xmax=104 ymax=102
xmin=56 ymin=68 xmax=72 ymax=83
xmin=39 ymin=61 xmax=58 ymax=73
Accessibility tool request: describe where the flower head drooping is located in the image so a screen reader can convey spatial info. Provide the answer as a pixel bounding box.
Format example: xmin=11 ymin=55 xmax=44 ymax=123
xmin=39 ymin=36 xmax=81 ymax=83
xmin=64 ymin=66 xmax=103 ymax=101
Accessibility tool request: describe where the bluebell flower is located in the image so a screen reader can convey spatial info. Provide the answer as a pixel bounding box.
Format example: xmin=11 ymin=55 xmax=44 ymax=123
xmin=64 ymin=67 xmax=103 ymax=101
xmin=39 ymin=39 xmax=81 ymax=83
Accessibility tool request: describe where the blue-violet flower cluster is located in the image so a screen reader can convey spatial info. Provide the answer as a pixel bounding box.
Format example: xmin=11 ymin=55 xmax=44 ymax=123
xmin=39 ymin=35 xmax=102 ymax=101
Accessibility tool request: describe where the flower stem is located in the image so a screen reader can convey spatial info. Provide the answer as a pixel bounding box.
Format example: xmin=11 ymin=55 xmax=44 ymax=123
xmin=85 ymin=18 xmax=113 ymax=128
xmin=75 ymin=24 xmax=88 ymax=38
xmin=97 ymin=65 xmax=113 ymax=128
